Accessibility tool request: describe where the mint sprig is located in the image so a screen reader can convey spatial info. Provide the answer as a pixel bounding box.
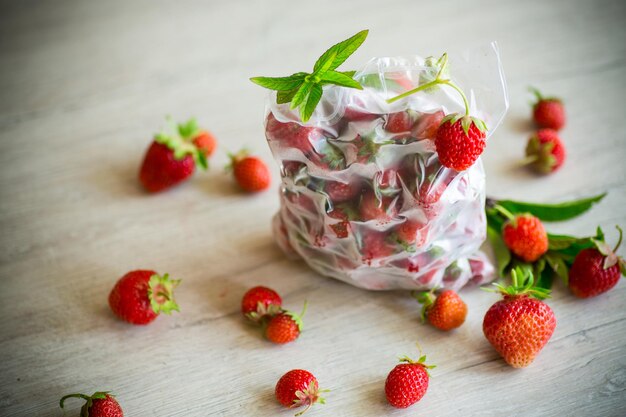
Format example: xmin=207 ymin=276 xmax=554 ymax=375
xmin=250 ymin=30 xmax=369 ymax=122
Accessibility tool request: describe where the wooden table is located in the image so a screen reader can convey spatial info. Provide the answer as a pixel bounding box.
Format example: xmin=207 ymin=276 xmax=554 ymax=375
xmin=1 ymin=1 xmax=625 ymax=416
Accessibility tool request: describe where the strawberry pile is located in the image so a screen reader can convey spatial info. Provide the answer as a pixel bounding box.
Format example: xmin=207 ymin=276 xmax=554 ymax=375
xmin=252 ymin=31 xmax=508 ymax=291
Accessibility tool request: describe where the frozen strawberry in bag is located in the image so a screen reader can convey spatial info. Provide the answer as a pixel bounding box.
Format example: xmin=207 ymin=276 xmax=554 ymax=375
xmin=252 ymin=30 xmax=508 ymax=290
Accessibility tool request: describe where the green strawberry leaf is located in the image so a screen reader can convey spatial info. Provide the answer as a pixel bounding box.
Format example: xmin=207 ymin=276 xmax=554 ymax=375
xmin=545 ymin=251 xmax=569 ymax=282
xmin=535 ymin=265 xmax=554 ymax=292
xmin=497 ymin=193 xmax=606 ymax=222
xmin=487 ymin=225 xmax=511 ymax=276
xmin=250 ymin=73 xmax=307 ymax=91
xmin=177 ymin=118 xmax=200 ymax=139
xmin=320 ymin=70 xmax=363 ymax=89
xmin=313 ymin=30 xmax=368 ymax=73
xmin=301 ymin=84 xmax=323 ymax=122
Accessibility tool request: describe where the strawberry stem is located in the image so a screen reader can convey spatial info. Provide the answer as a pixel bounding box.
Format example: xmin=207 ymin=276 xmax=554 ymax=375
xmin=493 ymin=204 xmax=515 ymax=221
xmin=613 ymin=225 xmax=623 ymax=253
xmin=386 ymin=53 xmax=471 ymax=116
xmin=60 ymin=393 xmax=91 ymax=409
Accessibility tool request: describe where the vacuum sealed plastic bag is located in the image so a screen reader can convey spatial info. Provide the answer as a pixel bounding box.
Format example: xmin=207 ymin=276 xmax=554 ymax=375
xmin=264 ymin=43 xmax=508 ymax=290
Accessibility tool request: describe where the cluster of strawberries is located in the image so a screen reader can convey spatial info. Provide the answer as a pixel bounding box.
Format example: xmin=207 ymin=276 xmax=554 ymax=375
xmin=138 ymin=118 xmax=271 ymax=193
xmin=523 ymin=88 xmax=567 ymax=174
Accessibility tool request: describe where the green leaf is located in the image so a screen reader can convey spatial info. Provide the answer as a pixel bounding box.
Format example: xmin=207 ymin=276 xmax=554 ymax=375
xmin=548 ymin=234 xmax=579 ymax=250
xmin=290 ymin=82 xmax=313 ymax=109
xmin=497 ymin=193 xmax=606 ymax=222
xmin=320 ymin=70 xmax=363 ymax=89
xmin=545 ymin=251 xmax=569 ymax=282
xmin=301 ymin=84 xmax=323 ymax=122
xmin=313 ymin=49 xmax=338 ymax=76
xmin=341 ymin=70 xmax=357 ymax=78
xmin=313 ymin=29 xmax=369 ymax=73
xmin=177 ymin=118 xmax=199 ymax=139
xmin=535 ymin=265 xmax=554 ymax=293
xmin=250 ymin=73 xmax=307 ymax=91
xmin=276 ymin=87 xmax=300 ymax=104
xmin=487 ymin=225 xmax=511 ymax=276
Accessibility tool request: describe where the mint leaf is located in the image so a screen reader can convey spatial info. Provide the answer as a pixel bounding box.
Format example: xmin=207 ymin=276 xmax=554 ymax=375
xmin=301 ymin=84 xmax=323 ymax=122
xmin=487 ymin=225 xmax=511 ymax=276
xmin=320 ymin=71 xmax=363 ymax=89
xmin=290 ymin=82 xmax=313 ymax=109
xmin=313 ymin=30 xmax=368 ymax=73
xmin=341 ymin=70 xmax=357 ymax=78
xmin=314 ymin=49 xmax=338 ymax=76
xmin=250 ymin=74 xmax=307 ymax=91
xmin=277 ymin=87 xmax=300 ymax=104
xmin=497 ymin=193 xmax=606 ymax=222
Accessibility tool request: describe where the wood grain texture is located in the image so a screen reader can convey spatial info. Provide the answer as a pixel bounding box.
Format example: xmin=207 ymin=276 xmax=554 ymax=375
xmin=1 ymin=0 xmax=625 ymax=416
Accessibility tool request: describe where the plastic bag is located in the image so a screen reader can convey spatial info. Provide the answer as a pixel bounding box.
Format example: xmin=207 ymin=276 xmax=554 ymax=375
xmin=265 ymin=43 xmax=508 ymax=290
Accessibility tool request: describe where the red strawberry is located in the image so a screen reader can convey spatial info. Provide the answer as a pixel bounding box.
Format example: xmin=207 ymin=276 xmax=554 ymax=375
xmin=60 ymin=391 xmax=123 ymax=417
xmin=435 ymin=114 xmax=487 ymax=171
xmin=139 ymin=118 xmax=208 ymax=193
xmin=525 ymin=129 xmax=566 ymax=174
xmin=502 ymin=214 xmax=548 ymax=262
xmin=385 ymin=111 xmax=413 ymax=135
xmin=265 ymin=302 xmax=307 ymax=344
xmin=343 ymin=106 xmax=377 ymax=122
xmin=323 ymin=180 xmax=361 ymax=203
xmin=568 ymin=226 xmax=625 ymax=298
xmin=192 ymin=130 xmax=217 ymax=157
xmin=327 ymin=204 xmax=357 ymax=239
xmin=228 ymin=150 xmax=271 ymax=192
xmin=265 ymin=113 xmax=320 ymax=155
xmin=360 ymin=231 xmax=395 ymax=264
xmin=396 ymin=220 xmax=426 ymax=246
xmin=483 ymin=268 xmax=556 ymax=368
xmin=359 ymin=190 xmax=397 ymax=223
xmin=412 ymin=111 xmax=444 ymax=139
xmin=241 ymin=286 xmax=282 ymax=323
xmin=415 ymin=289 xmax=467 ymax=331
xmin=108 ymin=270 xmax=180 ymax=325
xmin=275 ymin=369 xmax=327 ymax=415
xmin=531 ymin=88 xmax=565 ymax=130
xmin=385 ymin=354 xmax=434 ymax=408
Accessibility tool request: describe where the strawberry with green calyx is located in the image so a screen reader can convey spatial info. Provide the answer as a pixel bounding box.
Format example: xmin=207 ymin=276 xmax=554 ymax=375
xmin=108 ymin=270 xmax=181 ymax=325
xmin=275 ymin=369 xmax=329 ymax=416
xmin=414 ymin=288 xmax=467 ymax=331
xmin=493 ymin=204 xmax=548 ymax=263
xmin=251 ymin=30 xmax=368 ymax=122
xmin=385 ymin=350 xmax=435 ymax=408
xmin=227 ymin=149 xmax=271 ymax=192
xmin=569 ymin=226 xmax=625 ymax=298
xmin=60 ymin=391 xmax=123 ymax=417
xmin=523 ymin=129 xmax=566 ymax=174
xmin=241 ymin=286 xmax=283 ymax=324
xmin=265 ymin=301 xmax=308 ymax=344
xmin=388 ymin=53 xmax=488 ymax=171
xmin=483 ymin=268 xmax=556 ymax=368
xmin=139 ymin=117 xmax=209 ymax=193
xmin=530 ymin=87 xmax=566 ymax=130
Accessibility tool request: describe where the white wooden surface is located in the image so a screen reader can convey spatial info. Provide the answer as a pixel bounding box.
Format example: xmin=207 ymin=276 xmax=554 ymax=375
xmin=1 ymin=0 xmax=625 ymax=416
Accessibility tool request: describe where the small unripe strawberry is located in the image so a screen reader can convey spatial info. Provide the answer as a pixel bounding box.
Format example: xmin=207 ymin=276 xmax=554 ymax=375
xmin=502 ymin=214 xmax=548 ymax=262
xmin=60 ymin=391 xmax=123 ymax=417
xmin=531 ymin=88 xmax=565 ymax=130
xmin=416 ymin=289 xmax=467 ymax=331
xmin=275 ymin=369 xmax=327 ymax=415
xmin=525 ymin=129 xmax=566 ymax=174
xmin=385 ymin=353 xmax=434 ymax=408
xmin=568 ymin=226 xmax=625 ymax=298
